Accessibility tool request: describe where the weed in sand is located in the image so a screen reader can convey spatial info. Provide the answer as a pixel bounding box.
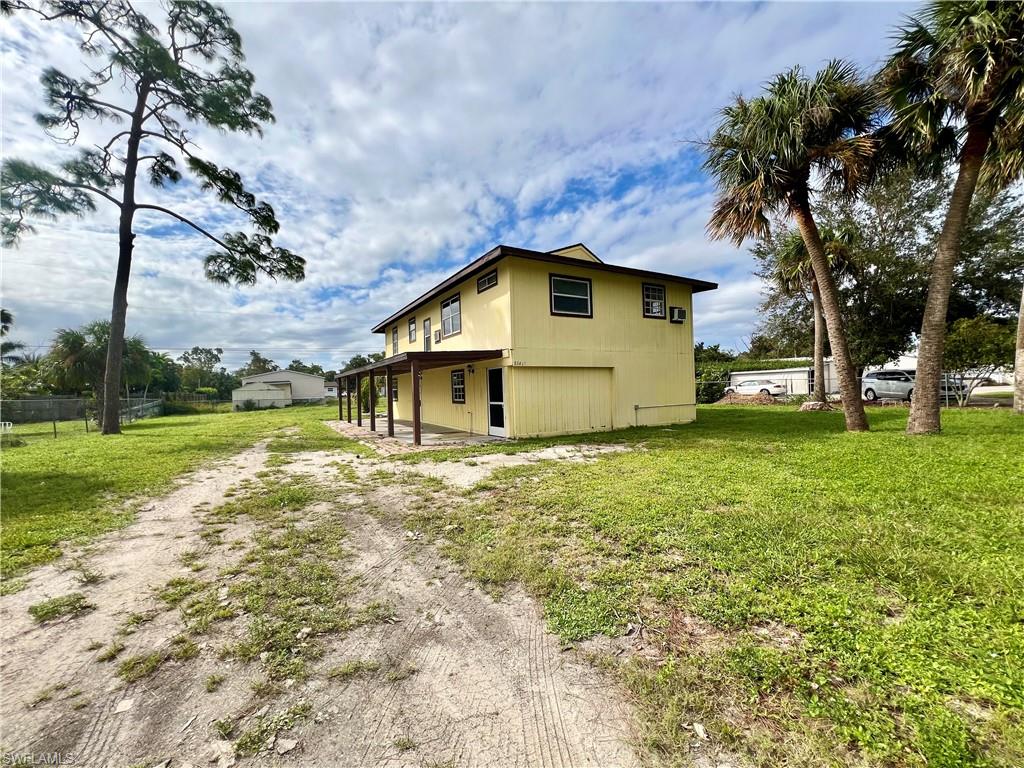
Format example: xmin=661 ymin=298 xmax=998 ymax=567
xmin=118 ymin=610 xmax=158 ymax=635
xmin=117 ymin=652 xmax=164 ymax=683
xmin=326 ymin=659 xmax=380 ymax=681
xmin=383 ymin=662 xmax=417 ymax=683
xmin=233 ymin=702 xmax=312 ymax=757
xmin=213 ymin=717 xmax=235 ymax=739
xmin=169 ymin=635 xmax=199 ymax=661
xmin=29 ymin=593 xmax=94 ymax=623
xmin=85 ymin=640 xmax=103 ymax=651
xmin=393 ymin=736 xmax=416 ymax=752
xmin=157 ymin=577 xmax=207 ymax=607
xmin=205 ymin=674 xmax=226 ymax=693
xmin=96 ymin=640 xmax=126 ymax=662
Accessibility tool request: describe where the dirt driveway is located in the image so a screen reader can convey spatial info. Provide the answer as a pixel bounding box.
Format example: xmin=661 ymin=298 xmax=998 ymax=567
xmin=1 ymin=439 xmax=639 ymax=768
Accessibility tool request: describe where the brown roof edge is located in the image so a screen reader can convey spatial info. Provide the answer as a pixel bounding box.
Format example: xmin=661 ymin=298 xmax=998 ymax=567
xmin=369 ymin=244 xmax=718 ymax=333
xmin=336 ymin=349 xmax=505 ymax=378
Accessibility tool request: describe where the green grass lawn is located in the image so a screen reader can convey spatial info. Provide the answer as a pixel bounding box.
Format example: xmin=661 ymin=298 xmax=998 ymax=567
xmin=0 ymin=404 xmax=362 ymax=578
xmin=403 ymin=406 xmax=1024 ymax=767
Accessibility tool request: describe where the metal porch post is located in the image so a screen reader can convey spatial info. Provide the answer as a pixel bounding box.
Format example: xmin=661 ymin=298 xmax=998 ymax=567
xmin=386 ymin=366 xmax=395 ymax=437
xmin=369 ymin=368 xmax=376 ymax=434
xmin=356 ymin=373 xmax=362 ymax=427
xmin=411 ymin=360 xmax=421 ymax=446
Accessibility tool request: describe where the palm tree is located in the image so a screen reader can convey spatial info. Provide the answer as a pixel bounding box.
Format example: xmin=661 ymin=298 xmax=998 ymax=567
xmin=0 ymin=307 xmax=26 ymax=364
xmin=772 ymin=228 xmax=854 ymax=403
xmin=51 ymin=321 xmax=149 ymax=421
xmin=704 ymin=60 xmax=877 ymax=431
xmin=880 ymin=1 xmax=1024 ymax=433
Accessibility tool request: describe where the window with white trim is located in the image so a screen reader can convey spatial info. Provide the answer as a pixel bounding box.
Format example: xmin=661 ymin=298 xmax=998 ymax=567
xmin=451 ymin=369 xmax=466 ymax=403
xmin=441 ymin=294 xmax=461 ymax=337
xmin=391 ymin=379 xmax=398 ymax=401
xmin=391 ymin=326 xmax=398 ymax=354
xmin=408 ymin=317 xmax=416 ymax=342
xmin=550 ymin=275 xmax=592 ymax=317
xmin=643 ymin=283 xmax=666 ymax=318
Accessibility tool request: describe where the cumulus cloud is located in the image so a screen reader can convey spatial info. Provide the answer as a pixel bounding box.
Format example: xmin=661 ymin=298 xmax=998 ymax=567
xmin=1 ymin=1 xmax=914 ymax=369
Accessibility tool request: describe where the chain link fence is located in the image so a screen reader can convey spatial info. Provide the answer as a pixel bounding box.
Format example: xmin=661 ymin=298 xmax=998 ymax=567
xmin=0 ymin=396 xmax=163 ymax=441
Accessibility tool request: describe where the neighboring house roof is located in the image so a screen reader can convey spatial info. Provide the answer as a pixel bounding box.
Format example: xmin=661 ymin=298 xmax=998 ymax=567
xmin=370 ymin=243 xmax=718 ymax=333
xmin=233 ymin=381 xmax=291 ymax=393
xmin=241 ymin=370 xmax=329 ymax=385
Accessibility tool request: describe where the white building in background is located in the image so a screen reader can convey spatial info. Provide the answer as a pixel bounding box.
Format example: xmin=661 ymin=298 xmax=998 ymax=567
xmin=231 ymin=369 xmax=332 ymax=410
xmin=727 ymin=358 xmax=839 ymax=396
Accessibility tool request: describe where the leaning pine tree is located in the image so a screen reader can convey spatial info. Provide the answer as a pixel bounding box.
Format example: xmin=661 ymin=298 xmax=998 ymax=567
xmin=880 ymin=0 xmax=1024 ymax=434
xmin=0 ymin=1 xmax=304 ymax=434
xmin=703 ymin=61 xmax=877 ymax=431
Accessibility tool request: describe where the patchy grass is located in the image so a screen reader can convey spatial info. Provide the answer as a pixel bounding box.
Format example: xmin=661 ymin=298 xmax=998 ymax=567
xmin=117 ymin=652 xmax=164 ymax=683
xmin=1 ymin=405 xmax=363 ymax=577
xmin=405 ymin=406 xmax=1024 ymax=767
xmin=327 ymin=659 xmax=380 ymax=681
xmin=28 ymin=593 xmax=94 ymax=623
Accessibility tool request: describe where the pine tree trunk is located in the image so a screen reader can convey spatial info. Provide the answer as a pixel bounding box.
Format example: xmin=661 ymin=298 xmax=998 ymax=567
xmin=1015 ymin=281 xmax=1024 ymax=415
xmin=791 ymin=196 xmax=868 ymax=431
xmin=907 ymin=121 xmax=992 ymax=435
xmin=100 ymin=81 xmax=150 ymax=434
xmin=811 ymin=278 xmax=826 ymax=403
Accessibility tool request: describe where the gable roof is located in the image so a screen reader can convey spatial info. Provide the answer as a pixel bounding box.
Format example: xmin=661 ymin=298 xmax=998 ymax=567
xmin=370 ymin=244 xmax=718 ymax=333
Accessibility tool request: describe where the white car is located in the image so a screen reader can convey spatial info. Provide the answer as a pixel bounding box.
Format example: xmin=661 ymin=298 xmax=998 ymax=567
xmin=725 ymin=379 xmax=787 ymax=397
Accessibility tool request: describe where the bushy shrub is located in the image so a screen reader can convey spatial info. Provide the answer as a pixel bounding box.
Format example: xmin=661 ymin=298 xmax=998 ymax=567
xmin=239 ymin=399 xmax=259 ymax=412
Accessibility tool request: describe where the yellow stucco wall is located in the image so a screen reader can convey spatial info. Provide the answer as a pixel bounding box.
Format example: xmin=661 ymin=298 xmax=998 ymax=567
xmin=373 ymin=253 xmax=698 ymax=437
xmin=382 ymin=262 xmax=512 ymax=357
xmin=507 ymin=257 xmax=696 ymax=433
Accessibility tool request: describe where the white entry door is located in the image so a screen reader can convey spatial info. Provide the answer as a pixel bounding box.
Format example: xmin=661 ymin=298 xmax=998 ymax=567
xmin=487 ymin=367 xmax=506 ymax=437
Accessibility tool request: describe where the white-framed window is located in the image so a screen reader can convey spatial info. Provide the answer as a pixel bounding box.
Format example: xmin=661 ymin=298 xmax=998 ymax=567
xmin=391 ymin=379 xmax=398 ymax=401
xmin=643 ymin=283 xmax=666 ymax=318
xmin=550 ymin=274 xmax=592 ymax=317
xmin=477 ymin=269 xmax=498 ymax=293
xmin=392 ymin=326 xmax=398 ymax=354
xmin=451 ymin=369 xmax=466 ymax=403
xmin=441 ymin=294 xmax=461 ymax=337
xmin=408 ymin=317 xmax=416 ymax=342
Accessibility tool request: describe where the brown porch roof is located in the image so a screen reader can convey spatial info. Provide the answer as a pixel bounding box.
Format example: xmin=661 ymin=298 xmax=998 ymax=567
xmin=336 ymin=349 xmax=505 ymax=379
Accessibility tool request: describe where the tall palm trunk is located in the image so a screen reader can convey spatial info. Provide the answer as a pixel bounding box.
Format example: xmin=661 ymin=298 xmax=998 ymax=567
xmin=811 ymin=277 xmax=826 ymax=403
xmin=791 ymin=195 xmax=868 ymax=431
xmin=907 ymin=120 xmax=993 ymax=434
xmin=1015 ymin=281 xmax=1024 ymax=415
xmin=101 ymin=81 xmax=150 ymax=434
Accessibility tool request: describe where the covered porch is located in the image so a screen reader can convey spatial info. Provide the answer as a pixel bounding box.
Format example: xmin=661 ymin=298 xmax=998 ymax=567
xmin=335 ymin=350 xmax=504 ymax=446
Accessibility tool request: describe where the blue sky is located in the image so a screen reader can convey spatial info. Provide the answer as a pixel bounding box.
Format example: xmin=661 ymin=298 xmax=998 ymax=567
xmin=1 ymin=1 xmax=915 ymax=371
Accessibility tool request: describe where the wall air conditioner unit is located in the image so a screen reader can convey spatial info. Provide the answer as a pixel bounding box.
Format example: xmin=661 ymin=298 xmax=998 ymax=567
xmin=434 ymin=330 xmax=442 ymax=344
xmin=669 ymin=306 xmax=687 ymax=324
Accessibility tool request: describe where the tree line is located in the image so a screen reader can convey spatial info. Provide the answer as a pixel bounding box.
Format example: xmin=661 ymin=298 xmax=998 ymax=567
xmin=703 ymin=1 xmax=1023 ymax=432
xmin=0 ymin=312 xmax=379 ymax=407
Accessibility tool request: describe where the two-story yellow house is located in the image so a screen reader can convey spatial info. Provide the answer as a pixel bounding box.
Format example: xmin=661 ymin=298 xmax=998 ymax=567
xmin=336 ymin=243 xmax=716 ymax=444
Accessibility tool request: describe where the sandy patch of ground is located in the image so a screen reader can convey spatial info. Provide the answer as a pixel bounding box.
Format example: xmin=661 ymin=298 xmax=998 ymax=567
xmin=373 ymin=444 xmax=631 ymax=488
xmin=1 ymin=442 xmax=641 ymax=768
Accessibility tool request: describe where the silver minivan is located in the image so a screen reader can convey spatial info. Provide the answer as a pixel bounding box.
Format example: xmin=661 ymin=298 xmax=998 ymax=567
xmin=862 ymin=370 xmax=915 ymax=401
xmin=862 ymin=369 xmax=960 ymax=402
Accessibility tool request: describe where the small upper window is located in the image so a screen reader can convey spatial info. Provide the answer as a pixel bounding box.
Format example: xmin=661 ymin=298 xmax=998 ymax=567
xmin=451 ymin=369 xmax=466 ymax=403
xmin=643 ymin=283 xmax=666 ymax=319
xmin=408 ymin=317 xmax=416 ymax=342
xmin=550 ymin=275 xmax=592 ymax=317
xmin=391 ymin=326 xmax=398 ymax=355
xmin=441 ymin=294 xmax=461 ymax=337
xmin=477 ymin=270 xmax=498 ymax=293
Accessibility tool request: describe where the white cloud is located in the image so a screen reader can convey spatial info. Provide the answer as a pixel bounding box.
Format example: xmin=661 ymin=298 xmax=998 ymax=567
xmin=1 ymin=1 xmax=915 ymax=368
